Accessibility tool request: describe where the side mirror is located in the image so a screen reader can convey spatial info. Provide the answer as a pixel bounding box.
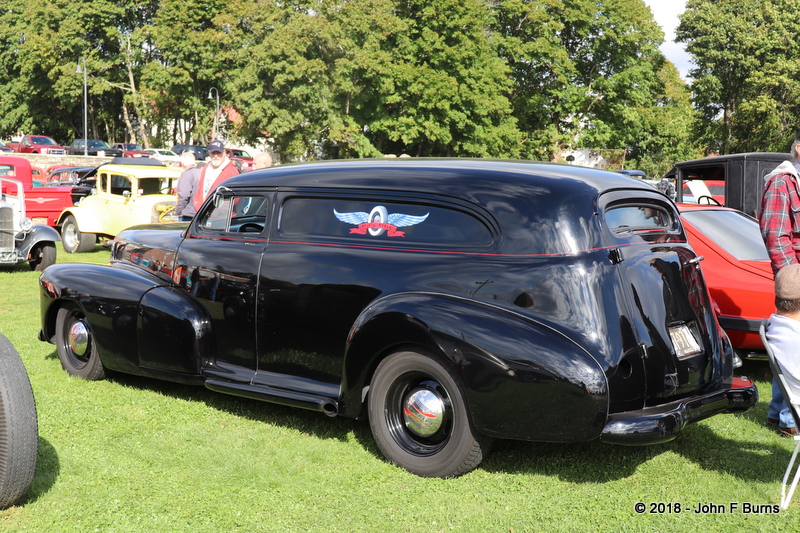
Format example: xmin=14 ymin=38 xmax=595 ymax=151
xmin=213 ymin=191 xmax=225 ymax=208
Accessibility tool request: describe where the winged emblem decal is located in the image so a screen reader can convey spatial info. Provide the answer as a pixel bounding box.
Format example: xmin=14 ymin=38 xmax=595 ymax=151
xmin=334 ymin=205 xmax=429 ymax=237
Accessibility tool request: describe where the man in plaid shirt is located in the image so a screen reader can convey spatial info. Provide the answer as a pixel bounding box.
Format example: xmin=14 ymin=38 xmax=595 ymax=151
xmin=760 ymin=138 xmax=800 ymax=435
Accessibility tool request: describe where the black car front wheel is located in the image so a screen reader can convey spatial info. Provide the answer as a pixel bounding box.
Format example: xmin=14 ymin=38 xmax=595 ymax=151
xmin=28 ymin=242 xmax=56 ymax=271
xmin=367 ymin=350 xmax=492 ymax=478
xmin=55 ymin=306 xmax=105 ymax=381
xmin=0 ymin=334 xmax=38 ymax=509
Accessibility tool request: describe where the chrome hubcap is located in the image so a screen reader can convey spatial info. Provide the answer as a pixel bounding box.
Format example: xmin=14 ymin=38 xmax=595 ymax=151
xmin=68 ymin=321 xmax=89 ymax=356
xmin=403 ymin=388 xmax=445 ymax=437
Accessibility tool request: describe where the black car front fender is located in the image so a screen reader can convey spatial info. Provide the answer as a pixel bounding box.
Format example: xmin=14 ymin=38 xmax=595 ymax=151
xmin=17 ymin=224 xmax=60 ymax=257
xmin=40 ymin=262 xmax=210 ymax=378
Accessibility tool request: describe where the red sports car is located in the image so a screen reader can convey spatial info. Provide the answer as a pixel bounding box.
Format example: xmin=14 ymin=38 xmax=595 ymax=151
xmin=678 ymin=203 xmax=773 ymax=359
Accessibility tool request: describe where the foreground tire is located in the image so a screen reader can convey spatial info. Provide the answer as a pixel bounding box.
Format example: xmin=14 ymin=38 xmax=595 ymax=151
xmin=60 ymin=215 xmax=96 ymax=254
xmin=0 ymin=334 xmax=38 ymax=509
xmin=28 ymin=242 xmax=56 ymax=271
xmin=367 ymin=350 xmax=493 ymax=478
xmin=55 ymin=306 xmax=105 ymax=380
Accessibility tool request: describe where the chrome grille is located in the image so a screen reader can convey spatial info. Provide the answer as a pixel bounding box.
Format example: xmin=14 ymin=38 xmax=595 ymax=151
xmin=0 ymin=206 xmax=12 ymax=248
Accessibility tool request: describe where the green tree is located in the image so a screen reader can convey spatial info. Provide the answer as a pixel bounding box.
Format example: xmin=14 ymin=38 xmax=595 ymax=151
xmin=227 ymin=0 xmax=400 ymax=159
xmin=626 ymin=61 xmax=702 ymax=177
xmin=229 ymin=0 xmax=520 ymax=160
xmin=144 ymin=0 xmax=250 ymax=147
xmin=370 ymin=0 xmax=520 ymax=157
xmin=0 ymin=0 xmax=125 ymax=142
xmin=494 ymin=0 xmax=667 ymax=161
xmin=676 ymin=0 xmax=779 ymax=154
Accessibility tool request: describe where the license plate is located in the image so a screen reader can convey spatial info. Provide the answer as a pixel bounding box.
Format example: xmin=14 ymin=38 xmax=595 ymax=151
xmin=32 ymin=217 xmax=48 ymax=225
xmin=669 ymin=324 xmax=703 ymax=360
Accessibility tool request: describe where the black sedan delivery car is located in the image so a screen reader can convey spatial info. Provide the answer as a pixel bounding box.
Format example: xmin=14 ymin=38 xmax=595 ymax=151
xmin=38 ymin=159 xmax=757 ymax=477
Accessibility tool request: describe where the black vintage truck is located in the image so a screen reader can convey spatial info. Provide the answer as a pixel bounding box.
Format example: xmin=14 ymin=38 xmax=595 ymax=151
xmin=663 ymin=152 xmax=790 ymax=217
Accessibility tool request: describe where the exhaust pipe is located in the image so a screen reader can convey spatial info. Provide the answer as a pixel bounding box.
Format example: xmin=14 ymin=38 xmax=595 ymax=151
xmin=322 ymin=400 xmax=339 ymax=417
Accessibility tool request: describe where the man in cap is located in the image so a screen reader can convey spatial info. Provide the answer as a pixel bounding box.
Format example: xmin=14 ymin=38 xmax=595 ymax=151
xmin=764 ymin=263 xmax=800 ymax=435
xmin=191 ymin=139 xmax=240 ymax=211
xmin=760 ymin=132 xmax=800 ymax=434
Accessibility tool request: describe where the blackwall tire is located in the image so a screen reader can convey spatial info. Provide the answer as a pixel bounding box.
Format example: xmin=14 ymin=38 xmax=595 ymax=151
xmin=29 ymin=243 xmax=56 ymax=271
xmin=55 ymin=306 xmax=105 ymax=381
xmin=367 ymin=350 xmax=493 ymax=478
xmin=0 ymin=334 xmax=38 ymax=509
xmin=60 ymin=215 xmax=96 ymax=254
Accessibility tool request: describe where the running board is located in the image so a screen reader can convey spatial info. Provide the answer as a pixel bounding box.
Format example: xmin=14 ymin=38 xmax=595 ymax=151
xmin=204 ymin=378 xmax=340 ymax=417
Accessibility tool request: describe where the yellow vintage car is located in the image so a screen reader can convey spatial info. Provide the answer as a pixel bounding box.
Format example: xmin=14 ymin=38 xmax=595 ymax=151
xmin=57 ymin=158 xmax=182 ymax=253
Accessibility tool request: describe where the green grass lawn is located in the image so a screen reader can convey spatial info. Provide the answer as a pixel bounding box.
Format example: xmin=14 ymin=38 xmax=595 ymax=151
xmin=1 ymin=242 xmax=798 ymax=531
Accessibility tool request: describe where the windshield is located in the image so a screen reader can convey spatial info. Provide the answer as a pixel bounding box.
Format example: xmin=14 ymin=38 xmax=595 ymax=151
xmin=31 ymin=136 xmax=57 ymax=145
xmin=89 ymin=140 xmax=111 ymax=149
xmin=681 ymin=209 xmax=768 ymax=261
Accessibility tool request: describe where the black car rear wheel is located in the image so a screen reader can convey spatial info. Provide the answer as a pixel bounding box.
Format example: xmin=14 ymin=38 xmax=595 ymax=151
xmin=55 ymin=306 xmax=105 ymax=381
xmin=60 ymin=215 xmax=96 ymax=254
xmin=0 ymin=334 xmax=38 ymax=509
xmin=367 ymin=350 xmax=492 ymax=478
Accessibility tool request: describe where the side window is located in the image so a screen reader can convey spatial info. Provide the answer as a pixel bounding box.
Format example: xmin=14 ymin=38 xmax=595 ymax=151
xmin=279 ymin=197 xmax=493 ymax=246
xmin=137 ymin=177 xmax=175 ymax=196
xmin=110 ymin=174 xmax=131 ymax=196
xmin=196 ymin=194 xmax=269 ymax=233
xmin=98 ymin=173 xmax=109 ymax=193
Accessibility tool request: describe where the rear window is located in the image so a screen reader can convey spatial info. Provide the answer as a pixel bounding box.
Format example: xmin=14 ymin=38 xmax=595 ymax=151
xmin=605 ymin=204 xmax=676 ymax=232
xmin=681 ymin=209 xmax=768 ymax=261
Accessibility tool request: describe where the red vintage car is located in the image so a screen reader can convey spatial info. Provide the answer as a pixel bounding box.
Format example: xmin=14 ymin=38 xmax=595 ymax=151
xmin=111 ymin=143 xmax=151 ymax=158
xmin=0 ymin=156 xmax=74 ymax=227
xmin=225 ymin=148 xmax=254 ymax=171
xmin=678 ymin=203 xmax=773 ymax=359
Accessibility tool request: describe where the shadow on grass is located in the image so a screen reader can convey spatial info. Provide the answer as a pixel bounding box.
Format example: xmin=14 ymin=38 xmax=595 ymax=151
xmin=20 ymin=438 xmax=58 ymax=506
xmin=476 ymin=421 xmax=786 ymax=484
xmin=96 ymin=367 xmax=363 ymax=443
xmin=42 ymin=349 xmax=785 ymax=483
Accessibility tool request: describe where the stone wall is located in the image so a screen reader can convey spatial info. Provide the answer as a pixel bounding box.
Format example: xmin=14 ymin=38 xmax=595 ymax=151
xmin=8 ymin=152 xmax=180 ymax=170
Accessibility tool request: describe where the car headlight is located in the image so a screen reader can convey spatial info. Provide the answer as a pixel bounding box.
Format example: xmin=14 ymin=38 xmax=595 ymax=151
xmin=19 ymin=217 xmax=33 ymax=231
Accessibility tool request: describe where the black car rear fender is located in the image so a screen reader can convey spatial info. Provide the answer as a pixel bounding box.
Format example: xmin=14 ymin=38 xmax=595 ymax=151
xmin=342 ymin=293 xmax=609 ymax=442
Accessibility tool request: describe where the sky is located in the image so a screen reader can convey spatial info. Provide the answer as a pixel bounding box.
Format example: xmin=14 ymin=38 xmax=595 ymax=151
xmin=643 ymin=0 xmax=692 ymax=80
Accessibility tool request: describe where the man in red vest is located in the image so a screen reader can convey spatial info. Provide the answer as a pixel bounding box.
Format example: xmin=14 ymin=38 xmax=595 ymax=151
xmin=191 ymin=139 xmax=240 ymax=211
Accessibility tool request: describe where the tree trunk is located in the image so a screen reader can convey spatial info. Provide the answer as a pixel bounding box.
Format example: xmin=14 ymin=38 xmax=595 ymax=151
xmin=122 ymin=102 xmax=136 ymax=143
